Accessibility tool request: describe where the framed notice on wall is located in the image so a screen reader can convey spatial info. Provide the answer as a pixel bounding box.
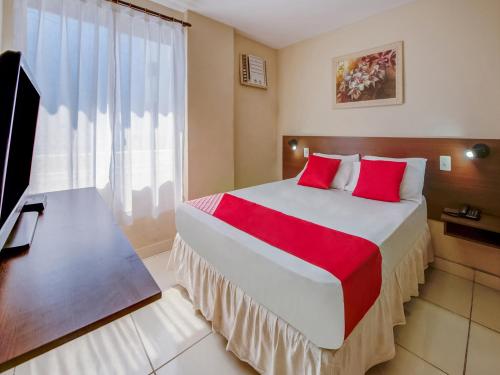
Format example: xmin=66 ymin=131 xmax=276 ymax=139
xmin=240 ymin=54 xmax=267 ymax=89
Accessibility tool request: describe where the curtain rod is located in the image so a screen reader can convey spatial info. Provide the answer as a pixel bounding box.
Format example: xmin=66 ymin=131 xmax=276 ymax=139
xmin=106 ymin=0 xmax=192 ymax=27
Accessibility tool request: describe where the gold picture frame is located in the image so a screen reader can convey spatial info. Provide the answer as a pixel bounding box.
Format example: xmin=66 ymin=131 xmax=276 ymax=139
xmin=332 ymin=41 xmax=403 ymax=109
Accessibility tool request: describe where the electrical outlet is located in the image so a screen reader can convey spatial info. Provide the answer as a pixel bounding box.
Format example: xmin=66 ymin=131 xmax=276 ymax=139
xmin=304 ymin=148 xmax=309 ymax=158
xmin=440 ymin=155 xmax=451 ymax=171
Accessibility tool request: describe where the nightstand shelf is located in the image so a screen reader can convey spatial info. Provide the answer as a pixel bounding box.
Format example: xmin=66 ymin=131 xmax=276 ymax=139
xmin=441 ymin=213 xmax=500 ymax=248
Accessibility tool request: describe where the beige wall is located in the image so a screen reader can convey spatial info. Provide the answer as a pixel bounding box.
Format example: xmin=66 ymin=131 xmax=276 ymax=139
xmin=1 ymin=0 xmax=11 ymax=50
xmin=186 ymin=11 xmax=235 ymax=199
xmin=234 ymin=33 xmax=279 ymax=188
xmin=277 ymin=0 xmax=500 ymax=158
xmin=0 ymin=0 xmax=9 ymax=53
xmin=0 ymin=0 xmax=3 ymax=51
xmin=276 ymin=0 xmax=500 ymax=276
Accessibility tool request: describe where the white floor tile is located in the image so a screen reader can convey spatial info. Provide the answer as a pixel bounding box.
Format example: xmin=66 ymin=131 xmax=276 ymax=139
xmin=367 ymin=345 xmax=445 ymax=375
xmin=395 ymin=298 xmax=469 ymax=375
xmin=0 ymin=368 xmax=14 ymax=375
xmin=143 ymin=251 xmax=176 ymax=291
xmin=471 ymin=283 xmax=500 ymax=333
xmin=419 ymin=268 xmax=473 ymax=317
xmin=465 ymin=322 xmax=500 ymax=375
xmin=132 ymin=286 xmax=211 ymax=370
xmin=156 ymin=333 xmax=257 ymax=375
xmin=16 ymin=315 xmax=152 ymax=375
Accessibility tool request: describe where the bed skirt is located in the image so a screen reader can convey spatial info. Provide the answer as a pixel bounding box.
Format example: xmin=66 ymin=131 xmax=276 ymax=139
xmin=167 ymin=225 xmax=433 ymax=375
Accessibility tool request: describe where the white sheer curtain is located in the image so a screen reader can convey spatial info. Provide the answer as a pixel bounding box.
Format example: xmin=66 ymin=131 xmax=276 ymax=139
xmin=13 ymin=0 xmax=185 ymax=225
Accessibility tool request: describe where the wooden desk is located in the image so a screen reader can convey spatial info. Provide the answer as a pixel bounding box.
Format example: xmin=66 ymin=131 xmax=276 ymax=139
xmin=0 ymin=188 xmax=161 ymax=371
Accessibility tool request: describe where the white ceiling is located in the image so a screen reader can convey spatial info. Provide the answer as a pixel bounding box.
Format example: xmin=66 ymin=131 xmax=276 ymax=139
xmin=152 ymin=0 xmax=416 ymax=48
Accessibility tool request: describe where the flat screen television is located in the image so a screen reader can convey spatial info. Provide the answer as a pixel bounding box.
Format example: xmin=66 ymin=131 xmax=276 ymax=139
xmin=0 ymin=51 xmax=40 ymax=250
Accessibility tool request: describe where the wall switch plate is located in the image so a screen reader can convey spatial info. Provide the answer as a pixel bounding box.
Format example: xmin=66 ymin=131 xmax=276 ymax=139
xmin=440 ymin=155 xmax=452 ymax=171
xmin=304 ymin=148 xmax=309 ymax=158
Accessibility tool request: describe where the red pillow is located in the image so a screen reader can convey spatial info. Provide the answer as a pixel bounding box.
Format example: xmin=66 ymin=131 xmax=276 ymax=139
xmin=298 ymin=155 xmax=341 ymax=189
xmin=352 ymin=159 xmax=407 ymax=202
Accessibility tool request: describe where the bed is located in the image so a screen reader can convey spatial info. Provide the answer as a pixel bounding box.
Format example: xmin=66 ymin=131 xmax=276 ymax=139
xmin=168 ymin=179 xmax=433 ymax=374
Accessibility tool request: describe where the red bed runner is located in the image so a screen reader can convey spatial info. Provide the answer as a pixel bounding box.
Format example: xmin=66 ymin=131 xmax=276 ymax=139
xmin=187 ymin=193 xmax=382 ymax=338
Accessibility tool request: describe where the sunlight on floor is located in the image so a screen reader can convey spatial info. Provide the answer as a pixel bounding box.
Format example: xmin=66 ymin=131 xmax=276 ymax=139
xmin=6 ymin=252 xmax=500 ymax=375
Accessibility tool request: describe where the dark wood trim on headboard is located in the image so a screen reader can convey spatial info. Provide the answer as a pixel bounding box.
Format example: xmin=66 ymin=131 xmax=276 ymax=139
xmin=283 ymin=136 xmax=500 ymax=220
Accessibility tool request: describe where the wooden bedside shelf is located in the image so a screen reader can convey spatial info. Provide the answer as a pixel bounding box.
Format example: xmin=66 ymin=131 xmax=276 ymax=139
xmin=441 ymin=213 xmax=500 ymax=248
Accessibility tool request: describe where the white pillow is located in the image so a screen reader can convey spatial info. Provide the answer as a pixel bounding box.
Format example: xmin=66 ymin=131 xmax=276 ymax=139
xmin=296 ymin=153 xmax=359 ymax=190
xmin=350 ymin=156 xmax=427 ymax=202
xmin=345 ymin=161 xmax=361 ymax=192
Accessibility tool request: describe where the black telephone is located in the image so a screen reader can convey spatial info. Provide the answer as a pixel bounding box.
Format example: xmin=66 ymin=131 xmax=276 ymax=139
xmin=443 ymin=205 xmax=481 ymax=221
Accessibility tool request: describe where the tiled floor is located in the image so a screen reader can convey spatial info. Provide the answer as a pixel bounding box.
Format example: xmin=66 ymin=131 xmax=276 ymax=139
xmin=3 ymin=252 xmax=500 ymax=375
xmin=369 ymin=268 xmax=500 ymax=375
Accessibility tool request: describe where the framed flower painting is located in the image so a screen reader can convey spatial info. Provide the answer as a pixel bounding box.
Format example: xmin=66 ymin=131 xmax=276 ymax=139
xmin=333 ymin=41 xmax=403 ymax=108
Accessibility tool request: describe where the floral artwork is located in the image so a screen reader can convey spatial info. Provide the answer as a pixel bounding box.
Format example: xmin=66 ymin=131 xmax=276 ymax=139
xmin=333 ymin=42 xmax=403 ymax=108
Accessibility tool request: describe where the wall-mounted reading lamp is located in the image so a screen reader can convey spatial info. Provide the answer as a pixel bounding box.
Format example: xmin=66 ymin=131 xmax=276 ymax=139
xmin=465 ymin=143 xmax=490 ymax=159
xmin=288 ymin=139 xmax=298 ymax=151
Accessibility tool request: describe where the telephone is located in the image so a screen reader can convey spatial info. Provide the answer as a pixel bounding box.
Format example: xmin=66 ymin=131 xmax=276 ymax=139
xmin=443 ymin=205 xmax=481 ymax=221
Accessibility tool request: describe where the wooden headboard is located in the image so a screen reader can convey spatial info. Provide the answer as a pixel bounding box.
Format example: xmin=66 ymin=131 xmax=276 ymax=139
xmin=283 ymin=136 xmax=500 ymax=220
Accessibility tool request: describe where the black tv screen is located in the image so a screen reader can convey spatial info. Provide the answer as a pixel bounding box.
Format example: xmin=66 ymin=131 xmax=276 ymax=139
xmin=0 ymin=51 xmax=40 ymax=249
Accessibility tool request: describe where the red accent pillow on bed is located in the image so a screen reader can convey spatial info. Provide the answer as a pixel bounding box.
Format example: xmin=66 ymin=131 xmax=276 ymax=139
xmin=298 ymin=155 xmax=341 ymax=189
xmin=352 ymin=159 xmax=407 ymax=202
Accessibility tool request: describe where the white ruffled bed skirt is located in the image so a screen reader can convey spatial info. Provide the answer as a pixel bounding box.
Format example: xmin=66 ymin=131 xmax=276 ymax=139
xmin=167 ymin=225 xmax=433 ymax=375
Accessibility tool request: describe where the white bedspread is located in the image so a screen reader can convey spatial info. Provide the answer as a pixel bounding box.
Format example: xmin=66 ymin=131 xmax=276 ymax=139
xmin=175 ymin=179 xmax=427 ymax=349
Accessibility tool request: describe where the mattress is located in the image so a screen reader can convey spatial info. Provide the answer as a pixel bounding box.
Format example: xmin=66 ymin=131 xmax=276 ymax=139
xmin=175 ymin=179 xmax=428 ymax=349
